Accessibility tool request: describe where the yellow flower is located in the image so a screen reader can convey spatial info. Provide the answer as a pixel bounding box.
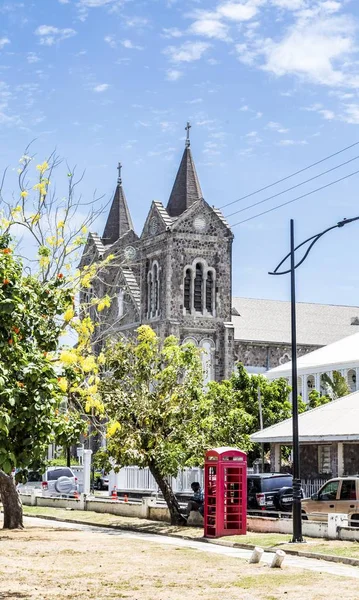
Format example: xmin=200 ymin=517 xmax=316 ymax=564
xmin=20 ymin=191 xmax=28 ymax=198
xmin=98 ymin=352 xmax=106 ymax=365
xmin=58 ymin=377 xmax=68 ymax=393
xmin=39 ymin=256 xmax=50 ymax=268
xmin=30 ymin=213 xmax=40 ymax=225
xmin=60 ymin=350 xmax=78 ymax=366
xmin=81 ymin=273 xmax=92 ymax=288
xmin=36 ymin=161 xmax=49 ymax=174
xmin=46 ymin=236 xmax=56 ymax=247
xmin=10 ymin=206 xmax=22 ymax=217
xmin=64 ymin=307 xmax=75 ymax=322
xmin=81 ymin=226 xmax=87 ymax=234
xmin=97 ymin=295 xmax=111 ymax=312
xmin=107 ymin=421 xmax=121 ymax=437
xmin=57 ymin=220 xmax=65 ymax=229
xmin=81 ymin=355 xmax=96 ymax=373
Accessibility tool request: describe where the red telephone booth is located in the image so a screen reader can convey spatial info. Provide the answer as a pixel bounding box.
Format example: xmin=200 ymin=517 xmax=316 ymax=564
xmin=204 ymin=447 xmax=247 ymax=538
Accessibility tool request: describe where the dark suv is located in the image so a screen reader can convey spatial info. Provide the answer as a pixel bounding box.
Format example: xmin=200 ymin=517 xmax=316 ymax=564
xmin=247 ymin=473 xmax=295 ymax=513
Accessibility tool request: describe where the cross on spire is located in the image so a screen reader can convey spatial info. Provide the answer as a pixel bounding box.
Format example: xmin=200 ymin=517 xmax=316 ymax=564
xmin=117 ymin=161 xmax=122 ymax=185
xmin=185 ymin=121 xmax=191 ymax=148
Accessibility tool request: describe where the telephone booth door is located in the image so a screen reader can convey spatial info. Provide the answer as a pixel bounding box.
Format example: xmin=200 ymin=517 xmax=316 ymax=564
xmin=204 ymin=447 xmax=247 ymax=538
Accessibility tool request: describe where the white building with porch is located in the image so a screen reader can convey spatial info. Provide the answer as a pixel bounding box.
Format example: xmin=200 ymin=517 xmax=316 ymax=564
xmin=251 ymin=391 xmax=359 ymax=481
xmin=265 ymin=331 xmax=359 ymax=403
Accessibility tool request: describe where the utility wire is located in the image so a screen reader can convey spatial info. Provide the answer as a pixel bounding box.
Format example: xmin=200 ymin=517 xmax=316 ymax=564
xmin=225 ymin=154 xmax=359 ymax=219
xmin=220 ymin=140 xmax=359 ymax=210
xmin=230 ymin=167 xmax=359 ymax=228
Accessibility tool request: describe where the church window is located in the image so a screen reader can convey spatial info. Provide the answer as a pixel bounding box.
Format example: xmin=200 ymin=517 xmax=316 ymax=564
xmin=206 ymin=271 xmax=214 ymax=314
xmin=148 ymin=260 xmax=160 ymax=319
xmin=184 ymin=268 xmax=192 ymax=312
xmin=200 ymin=338 xmax=215 ymax=385
xmin=183 ymin=261 xmax=216 ymax=316
xmin=194 ymin=263 xmax=203 ymax=312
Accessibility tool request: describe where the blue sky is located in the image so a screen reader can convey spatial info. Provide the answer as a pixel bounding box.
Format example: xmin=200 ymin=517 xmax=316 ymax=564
xmin=1 ymin=0 xmax=359 ymax=306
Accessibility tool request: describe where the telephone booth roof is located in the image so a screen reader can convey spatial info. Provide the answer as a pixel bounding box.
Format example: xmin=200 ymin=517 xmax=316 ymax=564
xmin=205 ymin=447 xmax=246 ymax=458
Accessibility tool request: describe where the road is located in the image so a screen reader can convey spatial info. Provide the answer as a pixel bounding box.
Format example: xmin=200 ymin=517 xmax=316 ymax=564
xmin=24 ymin=515 xmax=359 ymax=579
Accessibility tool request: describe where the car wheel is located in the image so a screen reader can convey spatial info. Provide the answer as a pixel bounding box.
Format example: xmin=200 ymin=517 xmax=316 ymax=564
xmin=350 ymin=515 xmax=359 ymax=527
xmin=301 ymin=511 xmax=308 ymax=521
xmin=96 ymin=479 xmax=103 ymax=491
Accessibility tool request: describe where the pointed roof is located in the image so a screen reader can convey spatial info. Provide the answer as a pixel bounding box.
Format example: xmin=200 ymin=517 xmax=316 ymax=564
xmin=102 ymin=164 xmax=134 ymax=245
xmin=166 ymin=125 xmax=203 ymax=217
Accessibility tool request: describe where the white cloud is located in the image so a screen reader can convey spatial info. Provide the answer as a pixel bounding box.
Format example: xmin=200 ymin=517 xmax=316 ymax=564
xmin=164 ymin=41 xmax=211 ymax=63
xmin=263 ymin=15 xmax=357 ymax=87
xmin=0 ymin=38 xmax=10 ymax=49
xmin=271 ymin=0 xmax=305 ymax=9
xmin=189 ymin=18 xmax=230 ymax=41
xmin=267 ymin=120 xmax=289 ymax=132
xmin=27 ymin=52 xmax=40 ymax=63
xmin=58 ymin=0 xmax=70 ymax=3
xmin=162 ymin=27 xmax=183 ymax=38
xmin=34 ymin=25 xmax=76 ymax=46
xmin=218 ymin=1 xmax=259 ymax=21
xmin=186 ymin=98 xmax=203 ymax=104
xmin=278 ymin=139 xmax=308 ymax=146
xmin=93 ymin=83 xmax=110 ymax=92
xmin=246 ymin=130 xmax=258 ymax=137
xmin=125 ymin=16 xmax=149 ymax=28
xmin=79 ymin=0 xmax=118 ymax=6
xmin=166 ymin=69 xmax=183 ymax=81
xmin=341 ymin=104 xmax=359 ymax=124
xmin=303 ymin=103 xmax=335 ymax=120
xmin=104 ymin=34 xmax=116 ymax=48
xmin=121 ymin=39 xmax=143 ymax=50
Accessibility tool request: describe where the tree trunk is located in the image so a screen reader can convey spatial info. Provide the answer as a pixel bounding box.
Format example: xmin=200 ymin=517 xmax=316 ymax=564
xmin=0 ymin=471 xmax=23 ymax=529
xmin=148 ymin=461 xmax=187 ymax=526
xmin=66 ymin=447 xmax=71 ymax=468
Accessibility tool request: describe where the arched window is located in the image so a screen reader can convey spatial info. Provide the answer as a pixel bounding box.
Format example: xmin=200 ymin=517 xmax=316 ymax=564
xmin=118 ymin=289 xmax=124 ymax=318
xmin=206 ymin=271 xmax=214 ymax=314
xmin=200 ymin=338 xmax=215 ymax=384
xmin=147 ymin=261 xmax=160 ymax=319
xmin=183 ymin=261 xmax=216 ymax=316
xmin=194 ymin=263 xmax=203 ymax=312
xmin=184 ymin=268 xmax=192 ymax=312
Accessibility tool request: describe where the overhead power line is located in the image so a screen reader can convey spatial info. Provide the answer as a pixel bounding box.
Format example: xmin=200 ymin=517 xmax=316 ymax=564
xmin=225 ymin=154 xmax=359 ymax=219
xmin=220 ymin=140 xmax=359 ymax=211
xmin=230 ymin=167 xmax=359 ymax=228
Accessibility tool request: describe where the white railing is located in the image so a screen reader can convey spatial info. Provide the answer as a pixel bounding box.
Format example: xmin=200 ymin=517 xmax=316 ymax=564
xmin=301 ymin=478 xmax=327 ymax=498
xmin=110 ymin=467 xmax=326 ymax=497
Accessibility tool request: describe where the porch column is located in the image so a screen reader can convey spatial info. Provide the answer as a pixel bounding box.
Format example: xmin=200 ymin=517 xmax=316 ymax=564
xmin=273 ymin=443 xmax=281 ymax=472
xmin=302 ymin=375 xmax=308 ymax=404
xmin=337 ymin=442 xmax=344 ymax=477
xmin=356 ymin=368 xmax=359 ymax=391
xmin=314 ymin=373 xmax=321 ymax=393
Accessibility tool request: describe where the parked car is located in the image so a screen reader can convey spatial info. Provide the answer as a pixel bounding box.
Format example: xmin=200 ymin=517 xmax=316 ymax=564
xmin=302 ymin=477 xmax=359 ymax=525
xmin=94 ymin=470 xmax=109 ymax=491
xmin=42 ymin=467 xmax=78 ymax=497
xmin=16 ymin=470 xmax=43 ymax=494
xmin=247 ymin=473 xmax=296 ymax=513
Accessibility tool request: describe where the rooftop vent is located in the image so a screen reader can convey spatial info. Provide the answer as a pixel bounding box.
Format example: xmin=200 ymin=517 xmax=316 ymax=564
xmin=351 ymin=317 xmax=359 ymax=326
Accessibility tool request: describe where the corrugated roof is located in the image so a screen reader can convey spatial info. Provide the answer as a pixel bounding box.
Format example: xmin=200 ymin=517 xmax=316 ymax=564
xmin=122 ymin=268 xmax=140 ymax=312
xmin=266 ymin=331 xmax=359 ymax=377
xmin=250 ymin=391 xmax=359 ymax=443
xmin=89 ymin=232 xmax=105 ymax=256
xmin=232 ymin=297 xmax=359 ymax=346
xmin=153 ymin=201 xmax=174 ymax=228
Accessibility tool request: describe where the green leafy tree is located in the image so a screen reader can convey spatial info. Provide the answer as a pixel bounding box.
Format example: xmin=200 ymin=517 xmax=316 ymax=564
xmin=321 ymin=371 xmax=350 ymax=400
xmin=0 ymin=152 xmax=110 ymax=529
xmin=99 ymin=326 xmax=205 ymax=525
xmin=307 ymin=389 xmax=332 ymax=409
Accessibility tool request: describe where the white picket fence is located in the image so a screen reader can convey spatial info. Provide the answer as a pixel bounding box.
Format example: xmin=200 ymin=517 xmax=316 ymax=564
xmin=110 ymin=466 xmax=326 ymax=497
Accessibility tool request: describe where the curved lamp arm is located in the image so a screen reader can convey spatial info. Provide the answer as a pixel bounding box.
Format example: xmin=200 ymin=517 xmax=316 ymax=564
xmin=269 ymin=216 xmax=359 ymax=276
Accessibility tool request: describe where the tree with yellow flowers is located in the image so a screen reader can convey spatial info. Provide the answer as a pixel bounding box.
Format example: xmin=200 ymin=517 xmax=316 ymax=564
xmin=0 ymin=151 xmax=111 ymax=529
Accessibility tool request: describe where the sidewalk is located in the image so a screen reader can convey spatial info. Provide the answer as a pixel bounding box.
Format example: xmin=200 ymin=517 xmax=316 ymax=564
xmin=22 ymin=505 xmax=359 ymax=567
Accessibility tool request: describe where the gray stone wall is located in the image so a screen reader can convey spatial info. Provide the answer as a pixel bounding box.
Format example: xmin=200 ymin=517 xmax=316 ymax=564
xmin=234 ymin=341 xmax=320 ymax=371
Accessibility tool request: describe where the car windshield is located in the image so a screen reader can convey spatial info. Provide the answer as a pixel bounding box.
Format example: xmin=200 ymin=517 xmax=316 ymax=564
xmin=261 ymin=477 xmax=293 ymax=492
xmin=47 ymin=468 xmax=73 ymax=480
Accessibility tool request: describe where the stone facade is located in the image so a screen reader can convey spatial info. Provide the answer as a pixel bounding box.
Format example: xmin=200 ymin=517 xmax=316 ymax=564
xmin=234 ymin=341 xmax=319 ymax=372
xmin=84 ymin=142 xmax=235 ymax=381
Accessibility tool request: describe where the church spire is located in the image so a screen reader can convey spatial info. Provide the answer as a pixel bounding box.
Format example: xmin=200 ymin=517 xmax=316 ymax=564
xmin=102 ymin=163 xmax=134 ymax=245
xmin=166 ymin=122 xmax=203 ymax=218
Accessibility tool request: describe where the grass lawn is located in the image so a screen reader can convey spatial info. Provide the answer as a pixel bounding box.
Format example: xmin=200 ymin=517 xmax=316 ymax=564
xmin=1 ymin=520 xmax=358 ymax=599
xmin=22 ymin=505 xmax=359 ymax=561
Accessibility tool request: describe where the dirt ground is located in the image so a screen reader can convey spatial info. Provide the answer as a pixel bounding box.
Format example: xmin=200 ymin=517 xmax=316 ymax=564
xmin=0 ymin=524 xmax=359 ymax=600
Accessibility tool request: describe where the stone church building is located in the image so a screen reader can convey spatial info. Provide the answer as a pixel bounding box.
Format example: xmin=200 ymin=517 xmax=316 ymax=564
xmin=81 ymin=132 xmax=359 ymax=382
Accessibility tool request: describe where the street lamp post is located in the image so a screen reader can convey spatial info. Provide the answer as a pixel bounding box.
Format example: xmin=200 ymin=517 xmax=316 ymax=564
xmin=269 ymin=215 xmax=359 ymax=544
